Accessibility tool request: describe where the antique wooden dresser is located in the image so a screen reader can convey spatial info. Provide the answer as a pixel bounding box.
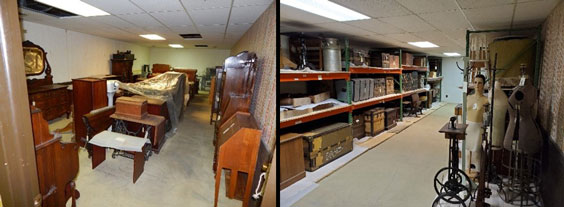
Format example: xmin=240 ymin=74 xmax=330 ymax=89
xmin=28 ymin=84 xmax=71 ymax=121
xmin=111 ymin=50 xmax=135 ymax=82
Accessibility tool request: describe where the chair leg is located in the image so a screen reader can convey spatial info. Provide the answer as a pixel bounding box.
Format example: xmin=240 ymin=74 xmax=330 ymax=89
xmin=214 ymin=166 xmax=222 ymax=207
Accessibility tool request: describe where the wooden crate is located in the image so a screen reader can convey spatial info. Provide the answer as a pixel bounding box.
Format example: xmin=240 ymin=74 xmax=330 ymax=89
xmin=280 ymin=133 xmax=306 ymax=190
xmin=303 ymin=123 xmax=352 ymax=171
xmin=352 ymin=114 xmax=365 ymax=139
xmin=386 ymin=76 xmax=395 ymax=95
xmin=365 ymin=107 xmax=385 ymax=136
xmin=385 ymin=107 xmax=399 ymax=129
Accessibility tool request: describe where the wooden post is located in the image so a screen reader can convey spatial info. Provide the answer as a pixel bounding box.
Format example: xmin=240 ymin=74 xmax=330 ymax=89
xmin=0 ymin=0 xmax=41 ymax=206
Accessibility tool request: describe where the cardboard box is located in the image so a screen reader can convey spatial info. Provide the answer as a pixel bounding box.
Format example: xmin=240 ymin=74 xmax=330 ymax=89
xmin=280 ymin=108 xmax=313 ymax=119
xmin=280 ymin=96 xmax=311 ymax=107
xmin=115 ymin=97 xmax=148 ymax=119
xmin=310 ymin=91 xmax=330 ymax=103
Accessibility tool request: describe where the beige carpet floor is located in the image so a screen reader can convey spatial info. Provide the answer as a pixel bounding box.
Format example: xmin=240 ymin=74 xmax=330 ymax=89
xmin=49 ymin=93 xmax=241 ymax=207
xmin=292 ymin=103 xmax=456 ymax=207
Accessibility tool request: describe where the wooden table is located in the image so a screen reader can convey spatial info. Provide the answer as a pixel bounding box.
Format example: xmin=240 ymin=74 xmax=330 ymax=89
xmin=110 ymin=113 xmax=166 ymax=153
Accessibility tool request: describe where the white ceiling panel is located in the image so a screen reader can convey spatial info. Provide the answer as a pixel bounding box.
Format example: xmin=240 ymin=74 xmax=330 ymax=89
xmin=280 ymin=5 xmax=335 ymax=24
xmin=378 ymin=15 xmax=436 ymax=32
xmin=181 ymin=0 xmax=231 ymax=10
xmin=514 ymin=0 xmax=561 ymax=24
xmin=130 ymin=0 xmax=184 ymax=12
xmin=169 ymin=25 xmax=199 ymax=34
xmin=150 ymin=10 xmax=193 ymax=27
xmin=419 ymin=10 xmax=471 ymax=31
xmin=226 ymin=23 xmax=252 ymax=34
xmin=331 ymin=0 xmax=411 ymax=18
xmin=233 ymin=0 xmax=273 ymax=7
xmin=82 ymin=0 xmax=144 ymax=15
xmin=345 ymin=19 xmax=405 ymax=35
xmin=314 ymin=22 xmax=375 ymax=36
xmin=199 ymin=25 xmax=227 ymax=34
xmin=385 ymin=33 xmax=424 ymax=43
xmin=440 ymin=28 xmax=468 ymax=42
xmin=201 ymin=33 xmax=225 ymax=40
xmin=464 ymin=4 xmax=514 ymax=29
xmin=188 ymin=7 xmax=230 ymax=26
xmin=413 ymin=30 xmax=454 ymax=46
xmin=117 ymin=13 xmax=163 ymax=27
xmin=456 ymin=0 xmax=515 ymax=9
xmin=395 ymin=0 xmax=459 ymax=14
xmin=229 ymin=4 xmax=269 ymax=24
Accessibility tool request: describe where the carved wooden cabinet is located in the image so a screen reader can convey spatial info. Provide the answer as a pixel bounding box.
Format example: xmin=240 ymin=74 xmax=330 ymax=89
xmin=28 ymin=84 xmax=71 ymax=121
xmin=111 ymin=50 xmax=135 ymax=83
xmin=72 ymin=78 xmax=107 ymax=146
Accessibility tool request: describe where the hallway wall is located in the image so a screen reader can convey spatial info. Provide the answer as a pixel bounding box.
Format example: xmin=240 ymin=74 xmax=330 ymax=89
xmin=440 ymin=57 xmax=464 ymax=104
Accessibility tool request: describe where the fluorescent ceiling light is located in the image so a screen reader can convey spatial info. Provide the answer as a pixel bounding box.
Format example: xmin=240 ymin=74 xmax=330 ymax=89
xmin=169 ymin=44 xmax=184 ymax=48
xmin=281 ymin=0 xmax=370 ymax=22
xmin=36 ymin=0 xmax=110 ymax=17
xmin=140 ymin=34 xmax=165 ymax=40
xmin=443 ymin=52 xmax=461 ymax=56
xmin=408 ymin=41 xmax=439 ymax=48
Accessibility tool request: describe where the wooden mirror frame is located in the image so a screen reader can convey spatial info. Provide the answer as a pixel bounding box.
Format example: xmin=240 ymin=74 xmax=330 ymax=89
xmin=23 ymin=40 xmax=53 ymax=88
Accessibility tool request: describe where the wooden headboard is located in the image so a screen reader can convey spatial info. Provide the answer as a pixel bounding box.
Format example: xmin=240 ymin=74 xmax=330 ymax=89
xmin=152 ymin=64 xmax=170 ymax=74
xmin=172 ymin=68 xmax=197 ymax=82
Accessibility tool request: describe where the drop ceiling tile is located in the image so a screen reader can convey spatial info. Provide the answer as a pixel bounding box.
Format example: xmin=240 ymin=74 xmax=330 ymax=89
xmin=464 ymin=4 xmax=514 ymax=29
xmin=226 ymin=23 xmax=252 ymax=34
xmin=117 ymin=13 xmax=163 ymax=28
xmin=440 ymin=28 xmax=468 ymax=43
xmin=395 ymin=0 xmax=459 ymax=14
xmin=188 ymin=7 xmax=230 ymax=26
xmin=378 ymin=15 xmax=435 ymax=32
xmin=169 ymin=25 xmax=199 ymax=34
xmin=419 ymin=10 xmax=471 ymax=31
xmin=279 ymin=22 xmax=329 ymax=33
xmin=514 ymin=0 xmax=560 ymax=24
xmin=331 ymin=0 xmax=411 ymax=18
xmin=82 ymin=0 xmax=144 ymax=15
xmin=181 ymin=0 xmax=231 ymax=10
xmin=385 ymin=33 xmax=423 ymax=43
xmin=345 ymin=19 xmax=404 ymax=35
xmin=280 ymin=5 xmax=335 ymax=24
xmin=150 ymin=10 xmax=193 ymax=27
xmin=456 ymin=0 xmax=515 ymax=9
xmin=199 ymin=25 xmax=227 ymax=34
xmin=413 ymin=31 xmax=453 ymax=46
xmin=130 ymin=0 xmax=184 ymax=12
xmin=230 ymin=4 xmax=269 ymax=24
xmin=233 ymin=0 xmax=273 ymax=7
xmin=201 ymin=32 xmax=225 ymax=40
xmin=314 ymin=22 xmax=375 ymax=37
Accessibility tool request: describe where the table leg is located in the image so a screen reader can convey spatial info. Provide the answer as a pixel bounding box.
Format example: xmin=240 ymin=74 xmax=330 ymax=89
xmin=133 ymin=147 xmax=146 ymax=183
xmin=92 ymin=145 xmax=106 ymax=169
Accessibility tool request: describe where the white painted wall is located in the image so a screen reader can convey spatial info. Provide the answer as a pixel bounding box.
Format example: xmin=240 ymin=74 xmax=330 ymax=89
xmin=22 ymin=21 xmax=150 ymax=83
xmin=149 ymin=48 xmax=230 ymax=76
xmin=441 ymin=57 xmax=465 ymax=103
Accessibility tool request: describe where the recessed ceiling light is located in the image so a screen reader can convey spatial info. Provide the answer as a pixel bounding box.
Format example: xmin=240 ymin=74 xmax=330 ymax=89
xmin=281 ymin=0 xmax=370 ymax=22
xmin=140 ymin=34 xmax=165 ymax=40
xmin=36 ymin=0 xmax=110 ymax=17
xmin=169 ymin=44 xmax=183 ymax=48
xmin=443 ymin=52 xmax=461 ymax=56
xmin=408 ymin=41 xmax=439 ymax=48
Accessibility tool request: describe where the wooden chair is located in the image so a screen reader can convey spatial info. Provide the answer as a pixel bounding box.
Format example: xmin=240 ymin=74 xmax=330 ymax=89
xmin=30 ymin=106 xmax=80 ymax=207
xmin=403 ymin=93 xmax=422 ymax=117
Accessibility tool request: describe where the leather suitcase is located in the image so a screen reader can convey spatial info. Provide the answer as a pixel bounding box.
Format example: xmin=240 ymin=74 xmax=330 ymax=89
xmin=367 ymin=79 xmax=374 ymax=100
xmin=352 ymin=79 xmax=361 ymax=102
xmin=303 ymin=123 xmax=352 ymax=171
xmin=365 ymin=107 xmax=385 ymax=136
xmin=115 ymin=97 xmax=148 ymax=119
xmin=385 ymin=107 xmax=399 ymax=129
xmin=352 ymin=114 xmax=365 ymax=139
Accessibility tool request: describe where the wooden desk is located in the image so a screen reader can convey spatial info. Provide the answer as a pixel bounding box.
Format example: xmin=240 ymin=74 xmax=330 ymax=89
xmin=110 ymin=113 xmax=166 ymax=153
